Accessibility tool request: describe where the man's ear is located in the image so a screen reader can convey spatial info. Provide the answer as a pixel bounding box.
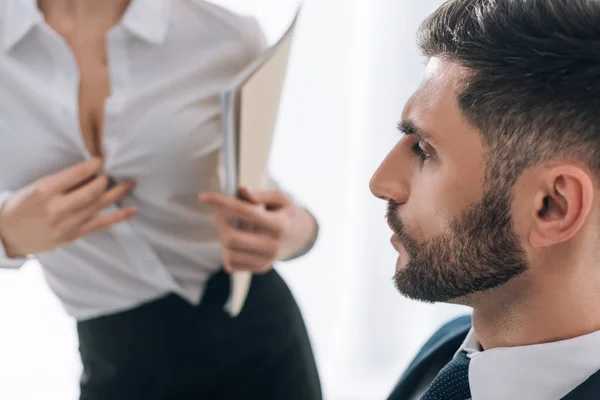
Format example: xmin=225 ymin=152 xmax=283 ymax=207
xmin=529 ymin=165 xmax=594 ymax=248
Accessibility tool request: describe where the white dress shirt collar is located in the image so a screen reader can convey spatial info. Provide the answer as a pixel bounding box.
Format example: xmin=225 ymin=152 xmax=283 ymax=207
xmin=120 ymin=0 xmax=170 ymax=44
xmin=2 ymin=0 xmax=42 ymax=51
xmin=2 ymin=0 xmax=170 ymax=51
xmin=457 ymin=327 xmax=600 ymax=400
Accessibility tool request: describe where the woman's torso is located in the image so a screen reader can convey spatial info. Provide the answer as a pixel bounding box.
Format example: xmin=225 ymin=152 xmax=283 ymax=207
xmin=0 ymin=0 xmax=266 ymax=319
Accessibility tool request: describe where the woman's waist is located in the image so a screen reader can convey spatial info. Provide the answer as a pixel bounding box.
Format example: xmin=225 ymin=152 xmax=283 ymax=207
xmin=37 ymin=240 xmax=224 ymax=320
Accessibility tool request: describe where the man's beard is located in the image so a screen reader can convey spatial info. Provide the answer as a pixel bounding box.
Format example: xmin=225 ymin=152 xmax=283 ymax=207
xmin=388 ymin=187 xmax=529 ymax=303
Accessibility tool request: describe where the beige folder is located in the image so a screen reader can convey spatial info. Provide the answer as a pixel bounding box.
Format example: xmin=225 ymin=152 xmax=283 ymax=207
xmin=220 ymin=7 xmax=302 ymax=317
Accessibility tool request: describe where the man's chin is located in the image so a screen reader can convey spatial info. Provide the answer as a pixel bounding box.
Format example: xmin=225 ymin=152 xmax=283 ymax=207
xmin=393 ymin=274 xmax=437 ymax=304
xmin=393 ymin=266 xmax=461 ymax=304
xmin=393 ymin=271 xmax=484 ymax=306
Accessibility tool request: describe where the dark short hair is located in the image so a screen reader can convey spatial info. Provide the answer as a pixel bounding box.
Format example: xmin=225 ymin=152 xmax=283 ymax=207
xmin=418 ymin=0 xmax=600 ymax=188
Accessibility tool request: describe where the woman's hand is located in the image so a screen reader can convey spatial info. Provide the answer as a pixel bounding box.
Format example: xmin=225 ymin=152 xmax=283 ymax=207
xmin=0 ymin=158 xmax=136 ymax=258
xmin=199 ymin=187 xmax=297 ymax=274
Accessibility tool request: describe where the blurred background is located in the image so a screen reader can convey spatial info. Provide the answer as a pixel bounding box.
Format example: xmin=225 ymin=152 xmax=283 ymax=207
xmin=0 ymin=0 xmax=469 ymax=399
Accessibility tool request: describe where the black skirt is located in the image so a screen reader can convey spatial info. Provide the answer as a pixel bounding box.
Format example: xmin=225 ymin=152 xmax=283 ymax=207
xmin=77 ymin=269 xmax=322 ymax=400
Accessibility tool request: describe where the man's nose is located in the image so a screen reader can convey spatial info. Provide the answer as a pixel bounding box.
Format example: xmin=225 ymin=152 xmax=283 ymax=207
xmin=369 ymin=149 xmax=410 ymax=204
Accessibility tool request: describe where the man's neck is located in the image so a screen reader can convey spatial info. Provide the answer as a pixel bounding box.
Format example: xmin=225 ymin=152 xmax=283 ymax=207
xmin=470 ymin=268 xmax=600 ymax=350
xmin=38 ymin=0 xmax=131 ymax=32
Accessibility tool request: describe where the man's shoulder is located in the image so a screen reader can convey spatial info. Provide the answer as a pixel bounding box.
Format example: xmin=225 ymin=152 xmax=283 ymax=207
xmin=388 ymin=315 xmax=472 ymax=400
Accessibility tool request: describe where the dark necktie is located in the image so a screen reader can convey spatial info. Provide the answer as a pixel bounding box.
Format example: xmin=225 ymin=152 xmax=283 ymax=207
xmin=421 ymin=351 xmax=472 ymax=400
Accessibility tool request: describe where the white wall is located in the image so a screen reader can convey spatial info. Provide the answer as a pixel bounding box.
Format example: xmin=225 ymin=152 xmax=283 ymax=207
xmin=0 ymin=1 xmax=469 ymax=399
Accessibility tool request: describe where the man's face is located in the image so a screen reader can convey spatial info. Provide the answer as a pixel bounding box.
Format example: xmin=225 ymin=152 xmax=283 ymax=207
xmin=369 ymin=58 xmax=529 ymax=303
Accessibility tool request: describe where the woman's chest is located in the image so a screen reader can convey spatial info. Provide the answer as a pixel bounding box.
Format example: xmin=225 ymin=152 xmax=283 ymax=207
xmin=71 ymin=38 xmax=110 ymax=160
xmin=0 ymin=15 xmax=260 ymax=198
xmin=0 ymin=51 xmax=227 ymax=197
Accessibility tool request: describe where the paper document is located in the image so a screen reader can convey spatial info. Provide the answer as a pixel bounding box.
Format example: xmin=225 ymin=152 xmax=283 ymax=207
xmin=220 ymin=6 xmax=302 ymax=317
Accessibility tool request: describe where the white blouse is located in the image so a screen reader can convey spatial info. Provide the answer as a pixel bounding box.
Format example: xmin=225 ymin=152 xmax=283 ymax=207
xmin=0 ymin=0 xmax=311 ymax=320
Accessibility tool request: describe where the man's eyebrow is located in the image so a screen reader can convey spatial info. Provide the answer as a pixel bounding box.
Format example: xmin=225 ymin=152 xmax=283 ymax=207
xmin=397 ymin=120 xmax=431 ymax=141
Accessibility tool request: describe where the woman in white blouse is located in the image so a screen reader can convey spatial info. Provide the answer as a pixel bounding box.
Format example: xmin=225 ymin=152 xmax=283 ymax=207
xmin=0 ymin=0 xmax=322 ymax=399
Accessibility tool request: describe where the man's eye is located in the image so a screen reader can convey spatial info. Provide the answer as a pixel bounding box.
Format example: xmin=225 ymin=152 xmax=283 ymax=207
xmin=410 ymin=141 xmax=430 ymax=161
